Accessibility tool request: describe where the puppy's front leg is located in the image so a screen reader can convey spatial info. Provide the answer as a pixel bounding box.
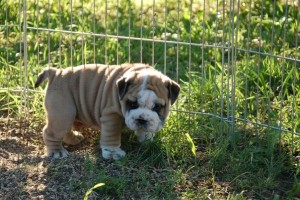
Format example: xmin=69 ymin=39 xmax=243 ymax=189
xmin=100 ymin=114 xmax=126 ymax=160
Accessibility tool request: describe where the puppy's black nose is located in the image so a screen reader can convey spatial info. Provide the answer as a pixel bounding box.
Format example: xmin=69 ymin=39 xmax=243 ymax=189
xmin=136 ymin=118 xmax=147 ymax=125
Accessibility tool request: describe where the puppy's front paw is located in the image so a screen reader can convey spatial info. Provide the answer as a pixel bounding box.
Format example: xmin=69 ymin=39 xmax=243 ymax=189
xmin=46 ymin=148 xmax=69 ymax=159
xmin=136 ymin=131 xmax=155 ymax=142
xmin=101 ymin=146 xmax=126 ymax=160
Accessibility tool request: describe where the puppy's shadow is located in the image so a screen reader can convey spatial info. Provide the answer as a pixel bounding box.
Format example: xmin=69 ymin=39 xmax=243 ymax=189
xmin=0 ymin=138 xmax=35 ymax=155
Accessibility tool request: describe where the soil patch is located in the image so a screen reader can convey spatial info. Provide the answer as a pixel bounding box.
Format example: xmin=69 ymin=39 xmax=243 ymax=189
xmin=0 ymin=118 xmax=100 ymax=199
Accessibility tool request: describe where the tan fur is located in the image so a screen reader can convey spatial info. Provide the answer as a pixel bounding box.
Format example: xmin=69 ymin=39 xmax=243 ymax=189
xmin=36 ymin=63 xmax=180 ymax=159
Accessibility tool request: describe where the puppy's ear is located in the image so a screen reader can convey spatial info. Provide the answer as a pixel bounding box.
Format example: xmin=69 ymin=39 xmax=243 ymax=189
xmin=117 ymin=77 xmax=131 ymax=100
xmin=168 ymin=81 xmax=180 ymax=105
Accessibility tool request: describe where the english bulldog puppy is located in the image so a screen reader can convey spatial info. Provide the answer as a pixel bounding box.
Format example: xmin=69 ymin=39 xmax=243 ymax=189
xmin=35 ymin=63 xmax=180 ymax=160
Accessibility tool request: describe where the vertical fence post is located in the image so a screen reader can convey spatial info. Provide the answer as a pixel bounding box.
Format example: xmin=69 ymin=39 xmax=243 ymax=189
xmin=22 ymin=0 xmax=28 ymax=116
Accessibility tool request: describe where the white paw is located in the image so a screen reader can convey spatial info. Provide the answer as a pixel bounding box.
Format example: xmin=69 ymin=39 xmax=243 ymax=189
xmin=136 ymin=131 xmax=155 ymax=142
xmin=101 ymin=146 xmax=126 ymax=160
xmin=46 ymin=148 xmax=69 ymax=159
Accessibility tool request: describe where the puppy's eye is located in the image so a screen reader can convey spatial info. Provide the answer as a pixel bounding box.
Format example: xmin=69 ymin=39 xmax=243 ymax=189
xmin=152 ymin=103 xmax=162 ymax=113
xmin=128 ymin=100 xmax=139 ymax=110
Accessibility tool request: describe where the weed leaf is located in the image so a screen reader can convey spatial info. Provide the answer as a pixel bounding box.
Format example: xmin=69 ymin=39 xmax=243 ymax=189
xmin=185 ymin=133 xmax=196 ymax=156
xmin=84 ymin=183 xmax=105 ymax=200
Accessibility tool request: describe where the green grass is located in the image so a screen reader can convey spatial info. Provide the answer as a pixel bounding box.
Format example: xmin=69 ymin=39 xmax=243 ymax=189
xmin=1 ymin=0 xmax=300 ymax=199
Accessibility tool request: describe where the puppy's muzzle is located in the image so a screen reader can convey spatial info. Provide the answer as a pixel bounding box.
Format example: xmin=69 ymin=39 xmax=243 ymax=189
xmin=136 ymin=118 xmax=148 ymax=128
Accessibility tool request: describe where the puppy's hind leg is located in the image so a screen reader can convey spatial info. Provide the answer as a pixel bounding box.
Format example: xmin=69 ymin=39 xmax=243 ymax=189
xmin=43 ymin=125 xmax=70 ymax=158
xmin=43 ymin=102 xmax=76 ymax=159
xmin=63 ymin=121 xmax=85 ymax=145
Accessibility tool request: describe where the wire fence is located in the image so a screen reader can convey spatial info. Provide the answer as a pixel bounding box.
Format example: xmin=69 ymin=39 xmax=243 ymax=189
xmin=1 ymin=0 xmax=300 ymax=144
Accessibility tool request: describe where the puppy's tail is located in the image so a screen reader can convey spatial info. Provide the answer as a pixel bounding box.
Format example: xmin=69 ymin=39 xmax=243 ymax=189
xmin=34 ymin=67 xmax=57 ymax=88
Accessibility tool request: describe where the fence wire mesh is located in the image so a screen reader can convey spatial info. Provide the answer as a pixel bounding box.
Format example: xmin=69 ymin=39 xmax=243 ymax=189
xmin=2 ymin=1 xmax=299 ymax=131
xmin=0 ymin=0 xmax=300 ymax=198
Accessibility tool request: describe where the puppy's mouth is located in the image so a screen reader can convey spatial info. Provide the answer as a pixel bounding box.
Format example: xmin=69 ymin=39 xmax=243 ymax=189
xmin=125 ymin=117 xmax=158 ymax=132
xmin=134 ymin=119 xmax=156 ymax=131
xmin=135 ymin=118 xmax=149 ymax=130
xmin=129 ymin=118 xmax=163 ymax=132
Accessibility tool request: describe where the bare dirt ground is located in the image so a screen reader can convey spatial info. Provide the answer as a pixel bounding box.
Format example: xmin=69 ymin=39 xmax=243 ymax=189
xmin=0 ymin=117 xmax=105 ymax=199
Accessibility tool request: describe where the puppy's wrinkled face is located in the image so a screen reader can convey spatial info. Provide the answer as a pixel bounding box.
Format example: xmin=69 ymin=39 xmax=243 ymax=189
xmin=117 ymin=68 xmax=180 ymax=133
xmin=125 ymin=88 xmax=166 ymax=132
